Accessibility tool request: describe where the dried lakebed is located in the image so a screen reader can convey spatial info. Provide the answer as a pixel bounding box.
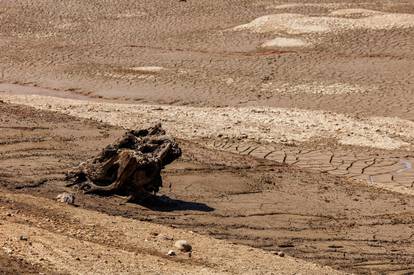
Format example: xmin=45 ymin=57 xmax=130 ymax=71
xmin=1 ymin=93 xmax=414 ymax=196
xmin=1 ymin=102 xmax=413 ymax=274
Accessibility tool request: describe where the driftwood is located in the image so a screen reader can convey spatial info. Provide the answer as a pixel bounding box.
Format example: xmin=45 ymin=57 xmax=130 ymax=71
xmin=66 ymin=124 xmax=181 ymax=200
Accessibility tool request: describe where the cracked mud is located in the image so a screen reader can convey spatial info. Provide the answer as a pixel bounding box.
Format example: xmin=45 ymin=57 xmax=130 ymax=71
xmin=0 ymin=0 xmax=413 ymax=274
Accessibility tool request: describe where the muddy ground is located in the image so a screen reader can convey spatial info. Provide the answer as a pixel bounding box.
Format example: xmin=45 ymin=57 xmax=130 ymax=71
xmin=1 ymin=103 xmax=413 ymax=274
xmin=0 ymin=0 xmax=413 ymax=119
xmin=1 ymin=0 xmax=414 ymax=274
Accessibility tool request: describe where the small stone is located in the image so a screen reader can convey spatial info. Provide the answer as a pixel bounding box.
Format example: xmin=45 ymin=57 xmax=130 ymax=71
xmin=19 ymin=235 xmax=28 ymax=241
xmin=277 ymin=251 xmax=285 ymax=257
xmin=174 ymin=240 xmax=192 ymax=252
xmin=3 ymin=247 xmax=12 ymax=254
xmin=56 ymin=193 xmax=75 ymax=205
xmin=225 ymin=78 xmax=234 ymax=85
xmin=166 ymin=250 xmax=176 ymax=256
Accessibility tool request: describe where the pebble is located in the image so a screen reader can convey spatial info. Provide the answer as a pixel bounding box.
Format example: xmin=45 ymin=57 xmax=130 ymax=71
xmin=277 ymin=251 xmax=285 ymax=257
xmin=166 ymin=250 xmax=176 ymax=256
xmin=174 ymin=240 xmax=192 ymax=252
xmin=226 ymin=78 xmax=235 ymax=85
xmin=19 ymin=235 xmax=28 ymax=241
xmin=56 ymin=193 xmax=75 ymax=204
xmin=3 ymin=247 xmax=12 ymax=254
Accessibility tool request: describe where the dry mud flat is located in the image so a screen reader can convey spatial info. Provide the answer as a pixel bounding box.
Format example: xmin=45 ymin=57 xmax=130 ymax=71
xmin=0 ymin=103 xmax=343 ymax=275
xmin=0 ymin=0 xmax=414 ymax=119
xmin=1 ymin=103 xmax=414 ymax=274
xmin=2 ymin=93 xmax=414 ymax=196
xmin=1 ymin=0 xmax=414 ymax=274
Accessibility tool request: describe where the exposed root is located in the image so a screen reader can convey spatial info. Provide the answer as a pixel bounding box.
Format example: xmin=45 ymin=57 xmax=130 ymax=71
xmin=65 ymin=124 xmax=181 ymax=198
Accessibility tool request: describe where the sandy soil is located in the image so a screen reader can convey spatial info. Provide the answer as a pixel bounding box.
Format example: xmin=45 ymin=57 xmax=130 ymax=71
xmin=1 ymin=191 xmax=341 ymax=275
xmin=1 ymin=0 xmax=413 ymax=274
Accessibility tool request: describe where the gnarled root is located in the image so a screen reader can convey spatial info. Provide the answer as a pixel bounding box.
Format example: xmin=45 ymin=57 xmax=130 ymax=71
xmin=65 ymin=124 xmax=181 ymax=199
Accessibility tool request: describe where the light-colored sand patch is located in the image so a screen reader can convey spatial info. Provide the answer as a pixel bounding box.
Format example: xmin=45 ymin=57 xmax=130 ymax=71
xmin=115 ymin=11 xmax=147 ymax=19
xmin=96 ymin=71 xmax=155 ymax=80
xmin=261 ymin=82 xmax=374 ymax=95
xmin=130 ymin=66 xmax=166 ymax=73
xmin=55 ymin=22 xmax=81 ymax=30
xmin=95 ymin=66 xmax=167 ymax=81
xmin=234 ymin=13 xmax=329 ymax=34
xmin=234 ymin=11 xmax=414 ymax=35
xmin=268 ymin=3 xmax=341 ymax=10
xmin=1 ymin=94 xmax=414 ymax=150
xmin=261 ymin=37 xmax=309 ymax=48
xmin=330 ymin=8 xmax=384 ymax=17
xmin=14 ymin=31 xmax=57 ymax=39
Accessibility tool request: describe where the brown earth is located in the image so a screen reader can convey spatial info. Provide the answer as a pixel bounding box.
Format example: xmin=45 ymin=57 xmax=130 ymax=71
xmin=0 ymin=0 xmax=413 ymax=119
xmin=1 ymin=102 xmax=413 ymax=274
xmin=1 ymin=0 xmax=414 ymax=274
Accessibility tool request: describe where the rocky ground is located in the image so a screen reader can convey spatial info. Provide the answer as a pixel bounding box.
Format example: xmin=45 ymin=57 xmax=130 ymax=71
xmin=0 ymin=0 xmax=413 ymax=274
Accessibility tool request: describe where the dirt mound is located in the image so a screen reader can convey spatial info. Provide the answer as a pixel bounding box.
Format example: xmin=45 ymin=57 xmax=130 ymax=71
xmin=233 ymin=11 xmax=414 ymax=35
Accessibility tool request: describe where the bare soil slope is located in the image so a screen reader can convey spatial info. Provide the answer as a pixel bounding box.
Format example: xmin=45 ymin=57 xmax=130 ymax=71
xmin=1 ymin=103 xmax=413 ymax=274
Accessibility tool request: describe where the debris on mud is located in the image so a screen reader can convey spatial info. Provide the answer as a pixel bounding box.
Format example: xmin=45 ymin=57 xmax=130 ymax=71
xmin=19 ymin=235 xmax=28 ymax=241
xmin=166 ymin=250 xmax=176 ymax=256
xmin=65 ymin=124 xmax=182 ymax=200
xmin=56 ymin=192 xmax=75 ymax=205
xmin=174 ymin=240 xmax=192 ymax=252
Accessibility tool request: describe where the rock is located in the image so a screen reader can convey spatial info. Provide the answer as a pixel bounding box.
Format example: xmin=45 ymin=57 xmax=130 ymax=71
xmin=3 ymin=247 xmax=12 ymax=254
xmin=56 ymin=192 xmax=75 ymax=204
xmin=277 ymin=251 xmax=285 ymax=257
xmin=19 ymin=235 xmax=28 ymax=241
xmin=166 ymin=250 xmax=176 ymax=256
xmin=174 ymin=240 xmax=192 ymax=252
xmin=226 ymin=78 xmax=234 ymax=85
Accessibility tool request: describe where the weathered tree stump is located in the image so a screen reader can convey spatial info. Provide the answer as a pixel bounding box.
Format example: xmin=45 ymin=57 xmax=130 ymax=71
xmin=65 ymin=124 xmax=181 ymax=200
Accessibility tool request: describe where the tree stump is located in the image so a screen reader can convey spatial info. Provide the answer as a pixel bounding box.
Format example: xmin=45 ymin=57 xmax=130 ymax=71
xmin=66 ymin=124 xmax=181 ymax=200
